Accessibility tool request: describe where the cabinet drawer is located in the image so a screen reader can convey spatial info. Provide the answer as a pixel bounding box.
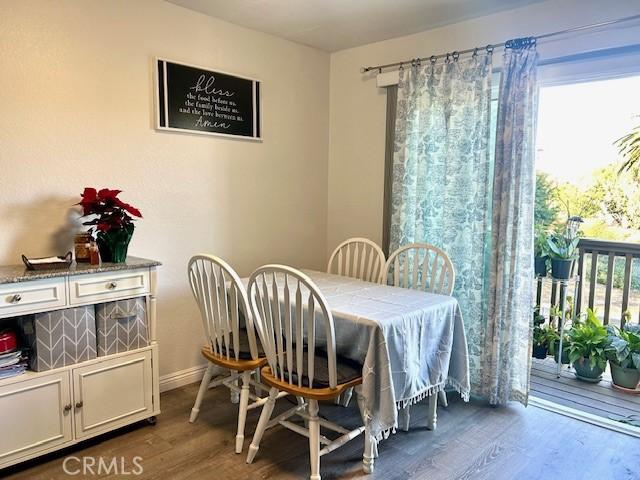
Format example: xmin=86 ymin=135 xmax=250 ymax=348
xmin=0 ymin=279 xmax=66 ymax=317
xmin=0 ymin=371 xmax=73 ymax=467
xmin=73 ymin=350 xmax=153 ymax=439
xmin=69 ymin=269 xmax=149 ymax=305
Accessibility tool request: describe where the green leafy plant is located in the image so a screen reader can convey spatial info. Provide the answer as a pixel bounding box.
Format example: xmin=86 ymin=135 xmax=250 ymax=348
xmin=534 ymin=227 xmax=550 ymax=258
xmin=606 ymin=325 xmax=640 ymax=370
xmin=547 ymin=232 xmax=579 ymax=260
xmin=548 ymin=331 xmax=568 ymax=356
xmin=549 ymin=302 xmax=573 ymax=324
xmin=533 ymin=323 xmax=558 ymax=348
xmin=566 ymin=309 xmax=608 ymax=371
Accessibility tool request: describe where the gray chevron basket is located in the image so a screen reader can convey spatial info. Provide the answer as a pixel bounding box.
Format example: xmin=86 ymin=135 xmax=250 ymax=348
xmin=95 ymin=298 xmax=149 ymax=356
xmin=19 ymin=305 xmax=97 ymax=371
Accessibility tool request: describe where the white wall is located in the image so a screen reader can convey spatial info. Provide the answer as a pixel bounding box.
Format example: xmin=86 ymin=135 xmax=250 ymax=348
xmin=0 ymin=0 xmax=330 ymax=377
xmin=327 ymin=0 xmax=640 ymax=254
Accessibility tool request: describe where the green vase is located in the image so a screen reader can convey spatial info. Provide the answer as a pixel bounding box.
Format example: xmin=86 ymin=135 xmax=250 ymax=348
xmin=97 ymin=224 xmax=134 ymax=263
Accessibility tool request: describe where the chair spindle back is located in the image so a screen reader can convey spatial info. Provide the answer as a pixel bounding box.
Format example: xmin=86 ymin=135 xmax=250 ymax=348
xmin=384 ymin=243 xmax=456 ymax=295
xmin=188 ymin=254 xmax=260 ymax=361
xmin=248 ymin=265 xmax=337 ymax=389
xmin=327 ymin=237 xmax=385 ymax=283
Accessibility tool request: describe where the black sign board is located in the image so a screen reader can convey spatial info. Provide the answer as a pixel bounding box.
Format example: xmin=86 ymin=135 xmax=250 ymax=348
xmin=156 ymin=59 xmax=261 ymax=140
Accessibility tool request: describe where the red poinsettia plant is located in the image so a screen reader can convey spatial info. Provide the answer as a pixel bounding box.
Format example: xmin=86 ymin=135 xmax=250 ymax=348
xmin=78 ymin=188 xmax=142 ymax=234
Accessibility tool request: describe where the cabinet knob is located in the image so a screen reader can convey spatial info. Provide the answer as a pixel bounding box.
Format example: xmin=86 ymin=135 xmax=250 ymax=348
xmin=108 ymin=282 xmax=117 ymax=290
xmin=10 ymin=294 xmax=21 ymax=303
xmin=64 ymin=404 xmax=72 ymax=412
xmin=75 ymin=401 xmax=83 ymax=409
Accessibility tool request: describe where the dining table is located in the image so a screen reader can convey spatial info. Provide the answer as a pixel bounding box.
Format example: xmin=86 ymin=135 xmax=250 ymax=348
xmin=243 ymin=269 xmax=471 ymax=446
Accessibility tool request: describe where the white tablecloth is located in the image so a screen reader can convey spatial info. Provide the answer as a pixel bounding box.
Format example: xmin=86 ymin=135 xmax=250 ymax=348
xmin=244 ymin=270 xmax=470 ymax=439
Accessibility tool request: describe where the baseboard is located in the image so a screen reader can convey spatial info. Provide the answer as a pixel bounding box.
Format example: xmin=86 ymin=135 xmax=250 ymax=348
xmin=529 ymin=395 xmax=640 ymax=438
xmin=159 ymin=364 xmax=207 ymax=393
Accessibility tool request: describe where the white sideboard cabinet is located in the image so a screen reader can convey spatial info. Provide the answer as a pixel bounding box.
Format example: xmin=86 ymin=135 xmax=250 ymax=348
xmin=0 ymin=257 xmax=161 ymax=470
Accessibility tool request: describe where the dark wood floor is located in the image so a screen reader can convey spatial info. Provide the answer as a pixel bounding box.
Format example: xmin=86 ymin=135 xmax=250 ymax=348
xmin=531 ymin=357 xmax=640 ymax=426
xmin=3 ymin=382 xmax=640 ymax=480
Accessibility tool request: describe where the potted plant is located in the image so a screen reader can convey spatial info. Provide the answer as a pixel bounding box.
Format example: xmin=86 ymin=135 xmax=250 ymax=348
xmin=534 ymin=228 xmax=549 ymax=277
xmin=566 ymin=309 xmax=608 ymax=382
xmin=78 ymin=188 xmax=142 ymax=263
xmin=532 ymin=323 xmax=557 ymax=359
xmin=605 ymin=325 xmax=640 ymax=391
xmin=532 ymin=326 xmax=547 ymax=359
xmin=547 ymin=232 xmax=579 ymax=280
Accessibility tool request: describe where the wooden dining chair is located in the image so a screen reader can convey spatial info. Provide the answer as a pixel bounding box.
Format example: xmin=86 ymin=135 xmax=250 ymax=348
xmin=384 ymin=243 xmax=456 ymax=295
xmin=245 ymin=265 xmax=374 ymax=479
xmin=327 ymin=237 xmax=386 ymax=283
xmin=188 ymin=254 xmax=286 ymax=454
xmin=327 ymin=238 xmax=384 ymax=407
xmin=384 ymin=243 xmax=456 ymax=430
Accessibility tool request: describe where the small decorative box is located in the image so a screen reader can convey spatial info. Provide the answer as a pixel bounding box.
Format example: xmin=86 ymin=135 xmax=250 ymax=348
xmin=95 ymin=298 xmax=149 ymax=356
xmin=19 ymin=305 xmax=97 ymax=371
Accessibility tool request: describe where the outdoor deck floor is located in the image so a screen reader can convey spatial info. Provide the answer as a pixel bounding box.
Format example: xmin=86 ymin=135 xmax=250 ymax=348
xmin=530 ymin=357 xmax=640 ymax=429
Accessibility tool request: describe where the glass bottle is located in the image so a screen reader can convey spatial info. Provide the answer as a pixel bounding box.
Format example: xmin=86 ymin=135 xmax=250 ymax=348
xmin=74 ymin=233 xmax=92 ymax=263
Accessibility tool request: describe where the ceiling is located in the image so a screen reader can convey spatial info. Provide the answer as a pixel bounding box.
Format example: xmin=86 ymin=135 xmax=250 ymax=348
xmin=168 ymin=0 xmax=544 ymax=52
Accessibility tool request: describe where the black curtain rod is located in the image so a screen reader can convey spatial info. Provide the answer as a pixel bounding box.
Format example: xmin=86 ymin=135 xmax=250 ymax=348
xmin=361 ymin=13 xmax=640 ymax=73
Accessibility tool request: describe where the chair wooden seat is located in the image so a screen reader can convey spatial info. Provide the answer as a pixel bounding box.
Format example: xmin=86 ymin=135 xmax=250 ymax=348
xmin=261 ymin=362 xmax=362 ymax=401
xmin=201 ymin=345 xmax=267 ymax=372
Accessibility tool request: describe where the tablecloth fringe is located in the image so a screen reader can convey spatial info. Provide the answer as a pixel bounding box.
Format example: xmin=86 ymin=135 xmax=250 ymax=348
xmin=374 ymin=426 xmax=396 ymax=442
xmin=395 ymin=382 xmax=447 ymax=410
xmin=395 ymin=378 xmax=471 ymax=410
xmin=373 ymin=378 xmax=471 ymax=441
xmin=446 ymin=377 xmax=471 ymax=402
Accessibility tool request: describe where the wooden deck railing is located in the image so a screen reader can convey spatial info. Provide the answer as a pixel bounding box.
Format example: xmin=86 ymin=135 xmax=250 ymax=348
xmin=575 ymin=238 xmax=640 ymax=326
xmin=535 ymin=238 xmax=640 ymax=328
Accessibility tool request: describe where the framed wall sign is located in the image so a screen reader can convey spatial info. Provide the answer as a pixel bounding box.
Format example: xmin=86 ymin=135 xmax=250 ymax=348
xmin=155 ymin=58 xmax=262 ymax=140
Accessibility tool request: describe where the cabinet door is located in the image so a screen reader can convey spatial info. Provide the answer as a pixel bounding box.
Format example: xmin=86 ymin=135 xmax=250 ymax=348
xmin=73 ymin=350 xmax=153 ymax=440
xmin=0 ymin=372 xmax=73 ymax=467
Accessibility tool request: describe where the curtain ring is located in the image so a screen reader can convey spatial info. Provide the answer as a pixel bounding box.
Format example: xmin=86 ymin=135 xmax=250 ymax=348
xmin=399 ymin=62 xmax=404 ymax=71
xmin=378 ymin=67 xmax=382 ymax=74
xmin=452 ymin=51 xmax=460 ymax=62
xmin=486 ymin=44 xmax=494 ymax=54
xmin=445 ymin=53 xmax=451 ymax=63
xmin=472 ymin=47 xmax=479 ymax=58
xmin=430 ymin=55 xmax=437 ymax=64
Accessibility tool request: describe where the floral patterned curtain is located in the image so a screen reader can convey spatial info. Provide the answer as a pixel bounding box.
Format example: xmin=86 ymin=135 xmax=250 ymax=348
xmin=389 ymin=54 xmax=494 ymax=392
xmin=481 ymin=40 xmax=538 ymax=405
